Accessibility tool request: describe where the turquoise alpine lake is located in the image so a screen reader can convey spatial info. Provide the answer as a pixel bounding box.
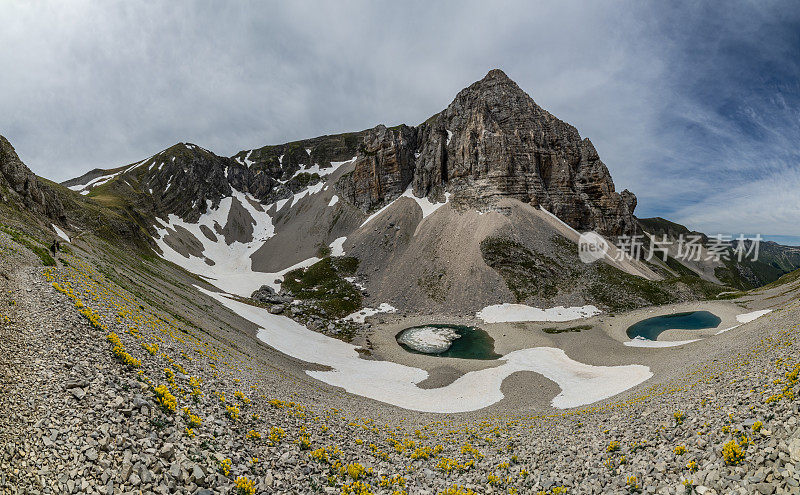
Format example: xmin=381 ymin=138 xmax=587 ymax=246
xmin=626 ymin=311 xmax=722 ymax=341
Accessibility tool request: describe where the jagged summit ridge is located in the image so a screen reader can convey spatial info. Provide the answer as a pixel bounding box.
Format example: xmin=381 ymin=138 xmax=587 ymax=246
xmin=339 ymin=69 xmax=637 ymax=236
xmin=61 ymin=69 xmax=636 ymax=237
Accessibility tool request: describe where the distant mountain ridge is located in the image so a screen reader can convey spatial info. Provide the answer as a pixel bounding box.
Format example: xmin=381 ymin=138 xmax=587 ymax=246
xmin=638 ymin=217 xmax=800 ymax=290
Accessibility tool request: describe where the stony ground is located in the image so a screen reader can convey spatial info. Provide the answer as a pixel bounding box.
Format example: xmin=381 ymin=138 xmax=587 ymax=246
xmin=2 ymin=229 xmax=800 ymax=495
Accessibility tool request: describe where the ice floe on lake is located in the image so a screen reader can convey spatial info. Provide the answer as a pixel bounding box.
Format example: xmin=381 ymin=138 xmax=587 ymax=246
xmin=397 ymin=326 xmax=461 ymax=353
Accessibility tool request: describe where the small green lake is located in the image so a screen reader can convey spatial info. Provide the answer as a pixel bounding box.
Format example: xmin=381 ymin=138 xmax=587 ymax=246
xmin=395 ymin=324 xmax=501 ymax=360
xmin=626 ymin=311 xmax=721 ymax=341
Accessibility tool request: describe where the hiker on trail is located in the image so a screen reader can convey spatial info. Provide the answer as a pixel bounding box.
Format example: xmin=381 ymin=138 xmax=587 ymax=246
xmin=50 ymin=240 xmax=60 ymax=256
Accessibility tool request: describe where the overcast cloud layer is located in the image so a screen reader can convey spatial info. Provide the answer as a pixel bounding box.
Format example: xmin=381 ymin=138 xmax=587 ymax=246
xmin=2 ymin=1 xmax=799 ymax=241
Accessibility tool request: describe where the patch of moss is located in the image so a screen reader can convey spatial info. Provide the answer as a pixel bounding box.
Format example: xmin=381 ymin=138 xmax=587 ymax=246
xmin=541 ymin=324 xmax=592 ymax=334
xmin=480 ymin=236 xmax=561 ymax=301
xmin=282 ymin=257 xmax=362 ymax=318
xmin=417 ymin=270 xmax=448 ymax=303
xmin=588 ymin=263 xmax=675 ymax=312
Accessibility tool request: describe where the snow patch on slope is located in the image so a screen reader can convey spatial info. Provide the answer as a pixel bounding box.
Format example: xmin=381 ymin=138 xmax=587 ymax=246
xmin=736 ymin=309 xmax=772 ymax=323
xmin=52 ymin=225 xmax=70 ymax=242
xmin=68 ymin=171 xmax=123 ymax=193
xmin=477 ymin=303 xmax=601 ymax=323
xmin=329 ymin=237 xmax=347 ymax=257
xmin=343 ymin=303 xmax=397 ymax=323
xmin=361 ymin=187 xmax=451 ymax=227
xmin=291 ymin=156 xmax=357 ymax=179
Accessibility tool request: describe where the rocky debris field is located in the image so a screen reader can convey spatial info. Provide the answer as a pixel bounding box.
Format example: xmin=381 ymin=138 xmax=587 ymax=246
xmin=1 ymin=228 xmax=800 ymax=495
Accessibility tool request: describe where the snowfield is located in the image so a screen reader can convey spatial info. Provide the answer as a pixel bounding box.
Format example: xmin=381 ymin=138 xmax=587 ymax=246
xmin=152 ymin=188 xmax=321 ymax=297
xmin=736 ymin=309 xmax=772 ymax=323
xmin=152 ymin=173 xmax=349 ymax=297
xmin=343 ymin=303 xmax=397 ymax=323
xmin=477 ymin=303 xmax=601 ymax=323
xmin=200 ymin=288 xmax=652 ymax=412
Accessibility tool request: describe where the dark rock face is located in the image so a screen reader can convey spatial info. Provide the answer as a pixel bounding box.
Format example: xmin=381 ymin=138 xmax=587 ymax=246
xmin=337 ymin=69 xmax=638 ymax=237
xmin=0 ymin=135 xmax=64 ymax=220
xmin=146 ymin=144 xmax=233 ymax=222
xmin=231 ymin=132 xmax=367 ymax=184
xmin=337 ymin=125 xmax=418 ymax=211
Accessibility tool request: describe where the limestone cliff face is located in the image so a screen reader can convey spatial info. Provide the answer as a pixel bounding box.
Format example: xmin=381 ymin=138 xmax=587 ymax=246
xmin=337 ymin=69 xmax=638 ymax=237
xmin=0 ymin=135 xmax=64 ymax=220
xmin=337 ymin=125 xmax=417 ymax=211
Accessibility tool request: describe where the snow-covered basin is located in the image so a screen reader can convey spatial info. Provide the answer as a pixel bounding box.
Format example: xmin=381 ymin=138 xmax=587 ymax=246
xmin=477 ymin=303 xmax=601 ymax=323
xmin=200 ymin=288 xmax=652 ymax=412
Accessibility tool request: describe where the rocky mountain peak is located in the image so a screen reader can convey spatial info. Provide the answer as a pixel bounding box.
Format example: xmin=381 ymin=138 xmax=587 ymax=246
xmin=453 ymin=68 xmax=531 ymax=106
xmin=339 ymin=70 xmax=638 ymax=237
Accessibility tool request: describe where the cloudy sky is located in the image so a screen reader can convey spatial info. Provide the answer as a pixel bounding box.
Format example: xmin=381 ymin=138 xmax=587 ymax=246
xmin=2 ymin=1 xmax=799 ymax=242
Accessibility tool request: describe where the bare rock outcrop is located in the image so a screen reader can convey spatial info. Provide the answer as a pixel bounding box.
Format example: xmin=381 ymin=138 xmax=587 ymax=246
xmin=0 ymin=135 xmax=64 ymax=220
xmin=337 ymin=125 xmax=417 ymax=211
